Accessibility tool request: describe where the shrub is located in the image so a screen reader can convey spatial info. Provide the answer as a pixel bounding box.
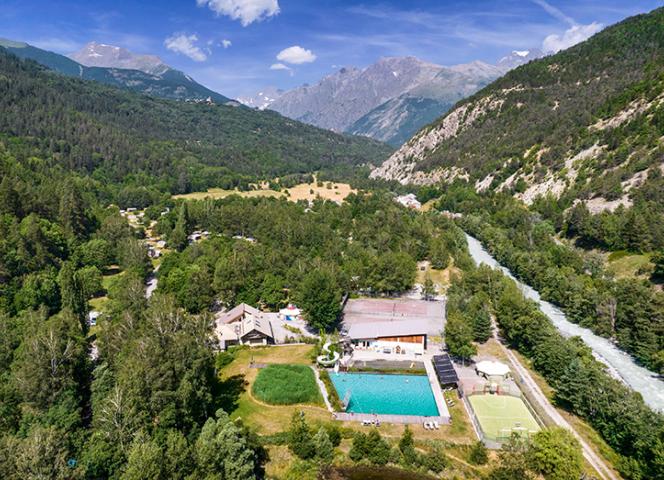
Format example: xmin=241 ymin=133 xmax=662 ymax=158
xmin=318 ymin=369 xmax=343 ymax=411
xmin=469 ymin=441 xmax=488 ymax=465
xmin=252 ymin=364 xmax=321 ymax=405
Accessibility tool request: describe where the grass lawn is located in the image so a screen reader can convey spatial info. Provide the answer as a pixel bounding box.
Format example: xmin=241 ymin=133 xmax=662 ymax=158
xmin=416 ymin=261 xmax=460 ymax=291
xmin=252 ymin=364 xmax=322 ymax=405
xmin=606 ymin=251 xmax=653 ymax=279
xmin=219 ymin=346 xmax=331 ymax=433
xmin=218 ymin=345 xmax=478 ymax=444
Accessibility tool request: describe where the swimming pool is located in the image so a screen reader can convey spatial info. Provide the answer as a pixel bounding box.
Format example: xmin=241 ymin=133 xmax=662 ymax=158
xmin=330 ymin=372 xmax=439 ymax=416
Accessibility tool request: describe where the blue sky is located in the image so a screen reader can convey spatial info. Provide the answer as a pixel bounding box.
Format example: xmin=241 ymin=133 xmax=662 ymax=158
xmin=0 ymin=0 xmax=660 ymax=98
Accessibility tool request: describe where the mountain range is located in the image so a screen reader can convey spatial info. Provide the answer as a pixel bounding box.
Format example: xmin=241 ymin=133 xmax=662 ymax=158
xmin=239 ymin=50 xmax=543 ymax=146
xmin=0 ymin=38 xmax=230 ymax=104
xmin=370 ymin=7 xmax=664 ymax=214
xmin=0 ymin=46 xmax=392 ymax=194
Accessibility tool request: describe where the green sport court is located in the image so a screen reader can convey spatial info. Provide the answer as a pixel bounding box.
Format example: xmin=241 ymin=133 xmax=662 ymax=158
xmin=468 ymin=394 xmax=540 ymax=441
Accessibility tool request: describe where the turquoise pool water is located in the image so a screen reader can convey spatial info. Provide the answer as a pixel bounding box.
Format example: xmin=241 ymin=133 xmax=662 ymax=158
xmin=330 ymin=373 xmax=439 ymax=416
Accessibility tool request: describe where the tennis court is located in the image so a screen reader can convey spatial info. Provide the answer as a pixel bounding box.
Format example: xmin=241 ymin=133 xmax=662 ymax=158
xmin=468 ymin=394 xmax=540 ymax=441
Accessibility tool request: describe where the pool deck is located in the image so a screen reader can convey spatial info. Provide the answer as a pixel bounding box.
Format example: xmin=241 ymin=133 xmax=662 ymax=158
xmin=334 ymin=412 xmax=446 ymax=425
xmin=331 ymin=356 xmax=451 ymax=425
xmin=423 ymin=355 xmax=451 ymax=422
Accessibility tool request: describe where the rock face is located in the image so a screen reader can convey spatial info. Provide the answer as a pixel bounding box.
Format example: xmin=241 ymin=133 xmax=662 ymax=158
xmin=348 ymin=62 xmax=503 ymax=146
xmin=69 ymin=42 xmax=168 ymax=75
xmin=270 ymin=57 xmax=444 ymax=133
xmin=265 ymin=52 xmax=542 ymax=146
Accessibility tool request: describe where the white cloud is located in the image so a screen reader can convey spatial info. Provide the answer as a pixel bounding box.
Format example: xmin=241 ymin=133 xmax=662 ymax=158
xmin=542 ymin=22 xmax=603 ymax=53
xmin=531 ymin=0 xmax=575 ymax=26
xmin=197 ymin=0 xmax=279 ymax=26
xmin=276 ymin=45 xmax=316 ymax=65
xmin=270 ymin=62 xmax=290 ymax=71
xmin=164 ymin=33 xmax=207 ymax=62
xmin=222 ymin=39 xmax=232 ymax=48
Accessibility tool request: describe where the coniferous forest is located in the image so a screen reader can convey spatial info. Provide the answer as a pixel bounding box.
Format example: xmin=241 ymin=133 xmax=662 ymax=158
xmin=1 ymin=4 xmax=664 ymax=480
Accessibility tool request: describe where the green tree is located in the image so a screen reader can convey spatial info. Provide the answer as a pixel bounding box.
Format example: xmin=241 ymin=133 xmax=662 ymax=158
xmin=349 ymin=432 xmax=367 ymax=462
xmin=422 ymin=275 xmax=437 ymax=301
xmin=469 ymin=441 xmax=489 ymax=465
xmin=529 ymin=428 xmax=583 ymax=480
xmin=398 ymin=426 xmax=417 ymax=465
xmin=424 ymin=444 xmax=448 ymax=473
xmin=75 ymin=239 xmax=113 ymax=270
xmin=194 ymin=410 xmax=256 ymax=480
xmin=445 ymin=311 xmax=477 ymax=360
xmin=295 ymin=269 xmax=341 ymax=332
xmin=652 ymin=250 xmax=664 ymax=279
xmin=57 ymin=261 xmax=88 ymax=328
xmin=365 ymin=429 xmax=390 ymax=466
xmin=58 ymin=179 xmax=89 ymax=240
xmin=169 ymin=206 xmax=189 ymax=252
xmin=121 ymin=435 xmax=163 ymax=480
xmin=312 ymin=427 xmax=334 ymax=463
xmin=118 ymin=238 xmax=151 ymax=280
xmin=7 ymin=426 xmax=82 ymax=480
xmin=489 ymin=433 xmax=534 ymax=480
xmin=469 ymin=293 xmax=492 ymax=343
xmin=288 ymin=411 xmax=315 ymax=460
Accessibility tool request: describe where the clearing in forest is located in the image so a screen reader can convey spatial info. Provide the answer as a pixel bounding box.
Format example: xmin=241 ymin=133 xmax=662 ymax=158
xmin=173 ymin=180 xmax=356 ymax=204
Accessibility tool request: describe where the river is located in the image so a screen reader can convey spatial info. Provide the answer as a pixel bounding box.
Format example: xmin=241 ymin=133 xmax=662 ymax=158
xmin=464 ymin=233 xmax=664 ymax=412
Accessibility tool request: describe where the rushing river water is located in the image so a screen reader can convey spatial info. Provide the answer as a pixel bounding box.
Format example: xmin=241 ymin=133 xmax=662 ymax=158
xmin=464 ymin=233 xmax=664 ymax=412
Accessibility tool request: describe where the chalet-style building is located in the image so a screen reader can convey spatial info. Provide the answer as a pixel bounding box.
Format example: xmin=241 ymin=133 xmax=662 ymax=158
xmin=216 ymin=303 xmax=275 ymax=349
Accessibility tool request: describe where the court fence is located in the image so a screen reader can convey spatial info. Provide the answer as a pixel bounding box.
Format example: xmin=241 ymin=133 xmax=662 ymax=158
xmin=463 ymin=388 xmax=543 ymax=448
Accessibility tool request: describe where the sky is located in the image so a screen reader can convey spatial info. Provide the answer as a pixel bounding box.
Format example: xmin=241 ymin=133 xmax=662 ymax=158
xmin=0 ymin=0 xmax=661 ymax=98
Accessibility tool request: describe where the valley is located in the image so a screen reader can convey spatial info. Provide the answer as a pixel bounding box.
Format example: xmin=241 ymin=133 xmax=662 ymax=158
xmin=0 ymin=2 xmax=663 ymax=480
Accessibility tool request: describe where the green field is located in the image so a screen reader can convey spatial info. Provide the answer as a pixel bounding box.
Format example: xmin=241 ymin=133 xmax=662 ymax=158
xmin=468 ymin=394 xmax=540 ymax=441
xmin=252 ymin=364 xmax=323 ymax=406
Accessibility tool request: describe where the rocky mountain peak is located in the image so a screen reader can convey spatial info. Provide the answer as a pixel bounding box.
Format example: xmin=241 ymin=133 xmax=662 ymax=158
xmin=497 ymin=48 xmax=545 ymax=70
xmin=69 ymin=41 xmax=168 ymax=76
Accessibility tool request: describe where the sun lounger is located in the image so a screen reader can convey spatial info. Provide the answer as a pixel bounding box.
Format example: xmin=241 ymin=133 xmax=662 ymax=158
xmin=433 ymin=421 xmax=440 ymax=429
xmin=423 ymin=422 xmax=430 ymax=430
xmin=362 ymin=419 xmax=372 ymax=426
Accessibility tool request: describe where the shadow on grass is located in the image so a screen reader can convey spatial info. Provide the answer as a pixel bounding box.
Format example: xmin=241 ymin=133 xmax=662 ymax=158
xmin=217 ymin=374 xmax=247 ymax=413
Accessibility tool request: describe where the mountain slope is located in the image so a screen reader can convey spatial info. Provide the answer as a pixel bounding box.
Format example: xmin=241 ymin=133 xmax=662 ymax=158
xmin=265 ymin=53 xmax=541 ymax=146
xmin=348 ymin=63 xmax=501 ymax=146
xmin=269 ymin=57 xmax=444 ymax=132
xmin=0 ymin=48 xmax=392 ymax=194
xmin=69 ymin=41 xmax=168 ymax=75
xmin=371 ymin=7 xmax=664 ymax=211
xmin=0 ymin=38 xmax=230 ymax=103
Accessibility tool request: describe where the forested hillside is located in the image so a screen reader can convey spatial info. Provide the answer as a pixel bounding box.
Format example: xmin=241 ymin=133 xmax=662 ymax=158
xmin=0 ymin=38 xmax=231 ymax=104
xmin=0 ymin=48 xmax=392 ymax=200
xmin=372 ymin=8 xmax=664 ymax=252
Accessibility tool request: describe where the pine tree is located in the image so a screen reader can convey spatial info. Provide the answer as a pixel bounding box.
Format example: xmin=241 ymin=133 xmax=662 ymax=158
xmin=287 ymin=411 xmax=314 ymax=460
xmin=398 ymin=426 xmax=417 ymax=465
xmin=57 ymin=262 xmax=88 ymax=329
xmin=422 ymin=275 xmax=437 ymax=301
xmin=445 ymin=311 xmax=477 ymax=361
xmin=312 ymin=427 xmax=334 ymax=463
xmin=58 ymin=180 xmax=89 ymax=240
